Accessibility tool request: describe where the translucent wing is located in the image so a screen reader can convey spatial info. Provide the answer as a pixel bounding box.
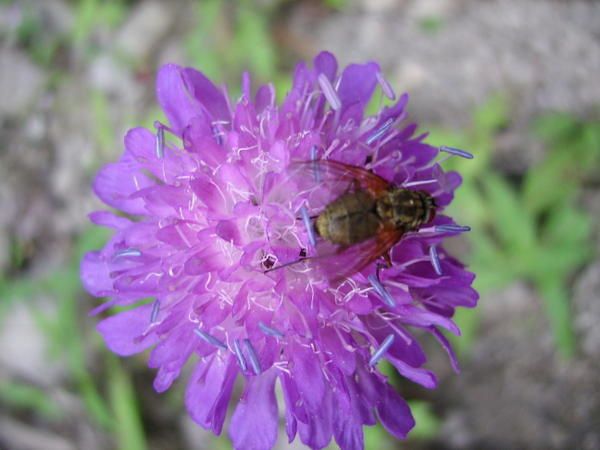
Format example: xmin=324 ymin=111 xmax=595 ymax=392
xmin=310 ymin=224 xmax=404 ymax=282
xmin=265 ymin=159 xmax=392 ymax=217
xmin=288 ymin=159 xmax=391 ymax=197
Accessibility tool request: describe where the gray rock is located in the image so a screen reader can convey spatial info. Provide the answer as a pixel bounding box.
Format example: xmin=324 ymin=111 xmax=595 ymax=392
xmin=0 ymin=299 xmax=65 ymax=386
xmin=0 ymin=49 xmax=45 ymax=118
xmin=434 ymin=282 xmax=600 ymax=450
xmin=180 ymin=415 xmax=218 ymax=450
xmin=115 ymin=0 xmax=177 ymax=62
xmin=0 ymin=416 xmax=76 ymax=450
xmin=573 ymin=260 xmax=600 ymax=361
xmin=304 ymin=0 xmax=600 ymax=127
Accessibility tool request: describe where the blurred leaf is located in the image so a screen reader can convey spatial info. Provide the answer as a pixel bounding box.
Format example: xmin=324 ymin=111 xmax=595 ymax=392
xmin=536 ymin=279 xmax=575 ymax=358
xmin=364 ymin=423 xmax=394 ymax=450
xmin=542 ymin=205 xmax=591 ymax=248
xmin=528 ymin=206 xmax=592 ymax=280
xmin=72 ymin=0 xmax=98 ymax=47
xmin=473 ymin=93 xmax=510 ymax=134
xmin=450 ymin=307 xmax=480 ymax=358
xmin=448 ymin=182 xmax=488 ymax=228
xmin=481 ymin=173 xmax=535 ymax=252
xmin=0 ymin=381 xmax=63 ymax=421
xmin=91 ymin=90 xmax=115 ymax=159
xmin=419 ymin=16 xmax=444 ymax=34
xmin=407 ymin=400 xmax=441 ymax=439
xmin=108 ymin=356 xmax=147 ymax=450
xmin=236 ymin=4 xmax=276 ymax=81
xmin=522 ymin=150 xmax=576 ymax=215
xmin=324 ymin=0 xmax=348 ymax=10
xmin=532 ymin=112 xmax=579 ymax=143
xmin=212 ymin=435 xmax=233 ymax=450
xmin=576 ymin=122 xmax=600 ymax=169
xmin=76 ymin=226 xmax=112 ymax=258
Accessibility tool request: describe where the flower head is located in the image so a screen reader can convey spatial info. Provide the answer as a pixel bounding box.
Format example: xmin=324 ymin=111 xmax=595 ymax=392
xmin=81 ymin=51 xmax=478 ymax=450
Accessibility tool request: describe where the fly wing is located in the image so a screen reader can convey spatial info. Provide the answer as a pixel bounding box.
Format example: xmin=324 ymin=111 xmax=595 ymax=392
xmin=288 ymin=159 xmax=391 ymax=197
xmin=265 ymin=159 xmax=391 ymax=216
xmin=310 ymin=224 xmax=404 ymax=282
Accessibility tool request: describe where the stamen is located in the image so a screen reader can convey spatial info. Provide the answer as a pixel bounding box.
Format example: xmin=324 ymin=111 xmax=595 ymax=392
xmin=376 ymin=71 xmax=396 ymax=100
xmin=113 ymin=248 xmax=142 ymax=259
xmin=369 ymin=333 xmax=395 ymax=366
xmin=233 ymin=339 xmax=247 ymax=371
xmin=366 ymin=118 xmax=394 ymax=145
xmin=243 ymin=339 xmax=261 ymax=375
xmin=403 ymin=179 xmax=437 ymax=188
xmin=154 ymin=121 xmax=165 ymax=159
xmin=212 ymin=124 xmax=223 ymax=145
xmin=435 ymin=224 xmax=471 ymax=233
xmin=193 ymin=328 xmax=227 ymax=349
xmin=258 ymin=321 xmax=284 ymax=338
xmin=439 ymin=145 xmax=473 ymax=160
xmin=318 ymin=73 xmax=341 ymax=111
xmin=310 ymin=145 xmax=321 ymax=182
xmin=429 ymin=245 xmax=442 ymax=275
xmin=300 ymin=206 xmax=316 ymax=247
xmin=368 ymin=274 xmax=396 ymax=307
xmin=150 ymin=299 xmax=160 ymax=323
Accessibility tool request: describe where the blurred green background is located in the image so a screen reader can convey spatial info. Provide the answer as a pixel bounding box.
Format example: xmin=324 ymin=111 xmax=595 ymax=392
xmin=1 ymin=0 xmax=599 ymax=449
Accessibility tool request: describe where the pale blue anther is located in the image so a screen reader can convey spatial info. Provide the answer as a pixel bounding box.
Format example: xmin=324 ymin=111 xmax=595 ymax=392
xmin=154 ymin=121 xmax=165 ymax=159
xmin=369 ymin=334 xmax=395 ymax=366
xmin=318 ymin=73 xmax=341 ymax=111
xmin=429 ymin=245 xmax=443 ymax=275
xmin=243 ymin=339 xmax=262 ymax=375
xmin=194 ymin=328 xmax=227 ymax=349
xmin=368 ymin=274 xmax=396 ymax=307
xmin=310 ymin=145 xmax=321 ymax=182
xmin=366 ymin=118 xmax=394 ymax=145
xmin=435 ymin=224 xmax=471 ymax=233
xmin=439 ymin=145 xmax=473 ymax=159
xmin=150 ymin=299 xmax=160 ymax=323
xmin=258 ymin=321 xmax=284 ymax=338
xmin=300 ymin=206 xmax=316 ymax=248
xmin=212 ymin=125 xmax=223 ymax=145
xmin=376 ymin=71 xmax=396 ymax=100
xmin=233 ymin=339 xmax=247 ymax=371
xmin=113 ymin=248 xmax=142 ymax=259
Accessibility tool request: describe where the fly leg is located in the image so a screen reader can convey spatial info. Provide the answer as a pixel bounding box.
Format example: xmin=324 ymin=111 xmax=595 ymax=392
xmin=375 ymin=252 xmax=393 ymax=280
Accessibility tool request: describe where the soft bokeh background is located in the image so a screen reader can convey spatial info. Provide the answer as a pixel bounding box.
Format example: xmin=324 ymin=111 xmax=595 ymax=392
xmin=1 ymin=0 xmax=599 ymax=449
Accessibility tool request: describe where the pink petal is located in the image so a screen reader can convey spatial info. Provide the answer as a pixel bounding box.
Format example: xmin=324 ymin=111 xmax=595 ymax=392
xmin=96 ymin=304 xmax=159 ymax=356
xmin=230 ymin=369 xmax=279 ymax=450
xmin=156 ymin=64 xmax=201 ymax=134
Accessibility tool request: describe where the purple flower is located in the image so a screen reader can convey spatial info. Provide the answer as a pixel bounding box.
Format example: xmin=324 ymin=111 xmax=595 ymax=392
xmin=81 ymin=51 xmax=478 ymax=450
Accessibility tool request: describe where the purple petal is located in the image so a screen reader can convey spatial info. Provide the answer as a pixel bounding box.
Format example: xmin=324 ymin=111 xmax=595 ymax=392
xmin=182 ymin=67 xmax=231 ymax=122
xmin=156 ymin=64 xmax=201 ymax=134
xmin=388 ymin=355 xmax=437 ymax=389
xmin=230 ymin=369 xmax=279 ymax=450
xmin=186 ymin=356 xmax=238 ymax=434
xmin=337 ymin=61 xmax=380 ymax=114
xmin=314 ymin=51 xmax=338 ymax=81
xmin=289 ymin=342 xmax=325 ymax=412
xmin=93 ymin=162 xmax=152 ymax=215
xmin=298 ymin=389 xmax=334 ymax=449
xmin=88 ymin=211 xmax=131 ymax=230
xmin=96 ymin=303 xmax=159 ymax=356
xmin=182 ymin=115 xmax=226 ymax=168
xmin=431 ymin=327 xmax=460 ymax=373
xmin=376 ymin=384 xmax=415 ymax=439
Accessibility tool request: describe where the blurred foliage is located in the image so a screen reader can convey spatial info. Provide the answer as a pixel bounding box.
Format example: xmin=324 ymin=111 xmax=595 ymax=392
xmin=428 ymin=95 xmax=598 ymax=358
xmin=185 ymin=0 xmax=280 ymax=98
xmin=72 ymin=0 xmax=127 ymax=51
